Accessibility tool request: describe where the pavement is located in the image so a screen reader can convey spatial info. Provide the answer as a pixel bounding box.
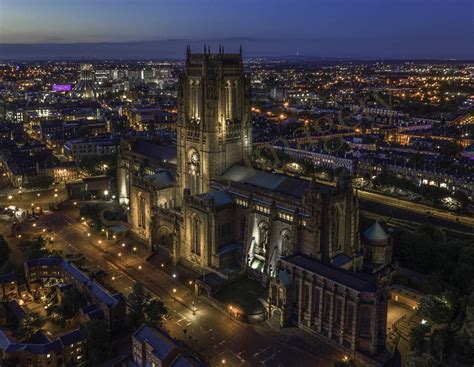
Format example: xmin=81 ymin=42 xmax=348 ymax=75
xmin=386 ymin=300 xmax=414 ymax=330
xmin=12 ymin=205 xmax=344 ymax=367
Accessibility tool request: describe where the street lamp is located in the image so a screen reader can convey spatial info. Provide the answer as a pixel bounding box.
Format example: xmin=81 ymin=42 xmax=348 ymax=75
xmin=133 ymin=246 xmax=137 ymax=251
xmin=7 ymin=195 xmax=12 ymax=200
xmin=122 ymin=243 xmax=126 ymax=247
xmin=172 ymin=273 xmax=177 ymax=279
xmin=138 ymin=265 xmax=142 ymax=270
xmin=104 ymin=190 xmax=109 ymax=197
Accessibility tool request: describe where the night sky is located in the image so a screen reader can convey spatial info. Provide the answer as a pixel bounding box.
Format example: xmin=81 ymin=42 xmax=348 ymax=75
xmin=0 ymin=0 xmax=473 ymax=59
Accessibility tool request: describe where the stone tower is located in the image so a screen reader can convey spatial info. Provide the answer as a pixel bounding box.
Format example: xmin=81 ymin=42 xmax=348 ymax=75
xmin=176 ymin=46 xmax=252 ymax=205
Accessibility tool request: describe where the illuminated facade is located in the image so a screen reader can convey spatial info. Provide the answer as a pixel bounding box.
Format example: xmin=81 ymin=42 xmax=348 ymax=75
xmin=176 ymin=46 xmax=252 ymax=204
xmin=73 ymin=64 xmax=97 ymax=100
xmin=118 ymin=48 xmax=391 ymax=360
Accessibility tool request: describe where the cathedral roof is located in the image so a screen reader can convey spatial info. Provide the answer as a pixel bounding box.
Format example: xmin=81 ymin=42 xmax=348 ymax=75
xmin=364 ymin=221 xmax=389 ymax=242
xmin=283 ymin=254 xmax=378 ymax=292
xmin=144 ymin=171 xmax=174 ymax=188
xmin=198 ymin=190 xmax=233 ymax=208
xmin=221 ymin=165 xmax=310 ymax=199
xmin=131 ymin=140 xmax=177 ymax=165
xmin=73 ymin=79 xmax=96 ymax=92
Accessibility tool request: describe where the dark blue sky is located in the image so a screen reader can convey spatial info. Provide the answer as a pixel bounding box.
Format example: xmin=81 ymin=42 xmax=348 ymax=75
xmin=1 ymin=0 xmax=473 ymax=59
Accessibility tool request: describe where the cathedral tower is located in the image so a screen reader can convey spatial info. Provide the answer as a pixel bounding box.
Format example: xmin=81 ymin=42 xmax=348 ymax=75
xmin=176 ymin=46 xmax=252 ymax=204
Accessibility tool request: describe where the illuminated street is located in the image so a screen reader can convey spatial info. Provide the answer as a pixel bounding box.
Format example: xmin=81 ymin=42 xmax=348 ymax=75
xmin=11 ymin=206 xmax=343 ymax=366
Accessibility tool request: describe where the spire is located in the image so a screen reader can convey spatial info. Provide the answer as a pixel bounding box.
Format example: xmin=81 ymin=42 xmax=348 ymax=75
xmin=186 ymin=45 xmax=191 ymax=57
xmin=239 ymin=45 xmax=242 ymax=55
xmin=219 ymin=44 xmax=222 ymax=54
xmin=204 ymin=44 xmax=207 ymax=54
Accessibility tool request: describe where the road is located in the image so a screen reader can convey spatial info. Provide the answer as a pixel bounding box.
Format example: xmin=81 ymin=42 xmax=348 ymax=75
xmin=0 ymin=184 xmax=68 ymax=211
xmin=31 ymin=207 xmax=343 ymax=367
xmin=358 ymin=189 xmax=474 ymax=228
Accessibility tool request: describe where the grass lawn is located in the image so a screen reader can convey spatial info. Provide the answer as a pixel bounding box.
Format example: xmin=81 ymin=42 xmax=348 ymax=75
xmin=215 ymin=277 xmax=266 ymax=314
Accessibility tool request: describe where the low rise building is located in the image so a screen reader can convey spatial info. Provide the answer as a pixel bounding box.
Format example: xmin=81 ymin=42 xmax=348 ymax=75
xmin=24 ymin=258 xmax=126 ymax=326
xmin=0 ymin=328 xmax=84 ymax=367
xmin=132 ymin=324 xmax=205 ymax=367
xmin=63 ymin=137 xmax=120 ymax=162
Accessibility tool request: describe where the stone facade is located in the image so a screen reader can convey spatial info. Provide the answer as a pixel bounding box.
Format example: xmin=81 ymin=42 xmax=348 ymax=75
xmin=118 ymin=48 xmax=392 ymax=361
xmin=176 ymin=47 xmax=252 ymax=205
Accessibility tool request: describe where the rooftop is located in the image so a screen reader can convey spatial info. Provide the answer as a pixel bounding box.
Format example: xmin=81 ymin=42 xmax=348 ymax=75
xmin=283 ymin=254 xmax=378 ymax=292
xmin=221 ymin=164 xmax=316 ymax=199
xmin=364 ymin=221 xmax=389 ymax=242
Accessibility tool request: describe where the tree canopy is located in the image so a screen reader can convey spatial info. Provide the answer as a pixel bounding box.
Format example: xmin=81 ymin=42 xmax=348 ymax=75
xmin=24 ymin=175 xmax=54 ymax=189
xmin=61 ymin=286 xmax=87 ymax=318
xmin=82 ymin=319 xmax=111 ymax=365
xmin=127 ymin=282 xmax=168 ymax=329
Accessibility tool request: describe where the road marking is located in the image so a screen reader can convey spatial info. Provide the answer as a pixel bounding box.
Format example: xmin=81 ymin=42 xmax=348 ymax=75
xmin=253 ymin=346 xmax=271 ymax=357
xmin=262 ymin=354 xmax=276 ymax=365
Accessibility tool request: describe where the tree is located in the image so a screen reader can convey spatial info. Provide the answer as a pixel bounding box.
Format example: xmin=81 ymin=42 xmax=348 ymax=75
xmin=24 ymin=175 xmax=54 ymax=189
xmin=0 ymin=235 xmax=11 ymax=266
xmin=127 ymin=282 xmax=150 ymax=327
xmin=145 ymin=299 xmax=168 ymax=328
xmin=24 ymin=236 xmax=49 ymax=261
xmin=17 ymin=312 xmax=45 ymax=340
xmin=127 ymin=282 xmax=168 ymax=328
xmin=61 ymin=286 xmax=87 ymax=318
xmin=406 ymin=352 xmax=443 ymax=367
xmin=439 ymin=141 xmax=463 ymax=158
xmin=419 ymin=293 xmax=463 ymax=334
xmin=334 ymin=358 xmax=356 ymax=367
xmin=430 ymin=328 xmax=451 ymax=362
xmin=82 ymin=319 xmax=110 ymax=365
xmin=410 ymin=323 xmax=430 ymax=353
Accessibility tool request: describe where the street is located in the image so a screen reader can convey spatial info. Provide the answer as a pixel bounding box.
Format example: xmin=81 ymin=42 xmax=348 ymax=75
xmin=15 ymin=207 xmax=344 ymax=367
xmin=358 ymin=189 xmax=474 ymax=227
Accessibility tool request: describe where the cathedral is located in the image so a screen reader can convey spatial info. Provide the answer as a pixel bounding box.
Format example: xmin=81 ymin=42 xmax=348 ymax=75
xmin=117 ymin=47 xmax=392 ymax=361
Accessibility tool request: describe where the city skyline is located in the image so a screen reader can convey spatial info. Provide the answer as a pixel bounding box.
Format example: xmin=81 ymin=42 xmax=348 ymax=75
xmin=1 ymin=0 xmax=473 ymax=59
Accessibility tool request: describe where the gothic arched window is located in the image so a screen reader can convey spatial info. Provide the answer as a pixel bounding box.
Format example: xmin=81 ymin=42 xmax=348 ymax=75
xmin=332 ymin=206 xmax=341 ymax=252
xmin=257 ymin=221 xmax=269 ymax=256
xmin=189 ymin=79 xmax=201 ymax=120
xmin=187 ymin=150 xmax=200 ymax=195
xmin=224 ymin=80 xmax=237 ymax=121
xmin=191 ymin=217 xmax=200 ymax=256
xmin=137 ymin=191 xmax=146 ymax=229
